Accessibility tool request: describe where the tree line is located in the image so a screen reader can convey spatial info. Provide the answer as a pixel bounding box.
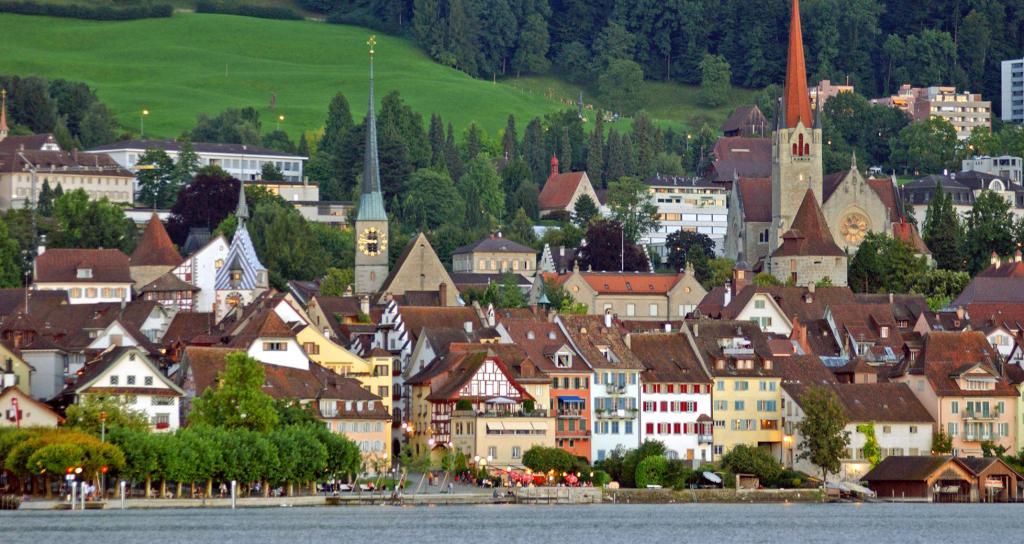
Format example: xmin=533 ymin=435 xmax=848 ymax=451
xmin=0 ymin=74 xmax=122 ymax=150
xmin=304 ymin=0 xmax=1024 ymax=116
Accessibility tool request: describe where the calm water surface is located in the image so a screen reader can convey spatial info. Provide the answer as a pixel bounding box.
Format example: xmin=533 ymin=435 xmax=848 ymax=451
xmin=3 ymin=503 xmax=1021 ymax=543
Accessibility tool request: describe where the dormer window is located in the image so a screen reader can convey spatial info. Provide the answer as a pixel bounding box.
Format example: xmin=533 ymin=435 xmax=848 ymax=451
xmin=77 ymin=267 xmax=93 ymax=279
xmin=555 ymin=353 xmax=572 ymax=368
xmin=880 ymin=326 xmax=889 ymax=339
xmin=715 ymin=359 xmax=725 ymax=370
xmin=763 ymin=359 xmax=773 ymax=370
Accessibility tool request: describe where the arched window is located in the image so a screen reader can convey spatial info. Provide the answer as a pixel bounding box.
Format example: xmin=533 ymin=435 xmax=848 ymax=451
xmin=804 ymin=143 xmax=810 ymax=156
xmin=792 ymin=143 xmax=798 ymax=156
xmin=798 ymin=134 xmax=805 ymax=156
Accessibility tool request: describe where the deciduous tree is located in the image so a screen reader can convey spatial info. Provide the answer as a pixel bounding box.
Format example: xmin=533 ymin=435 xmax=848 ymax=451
xmin=796 ymin=386 xmax=850 ymax=483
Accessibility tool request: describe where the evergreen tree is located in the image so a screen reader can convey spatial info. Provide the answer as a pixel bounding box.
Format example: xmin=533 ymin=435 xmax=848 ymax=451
xmin=559 ymin=127 xmax=572 ymax=172
xmin=572 ymin=194 xmax=599 ymax=228
xmin=921 ymin=183 xmax=963 ymax=270
xmin=458 ymin=154 xmax=505 ymax=229
xmin=464 ymin=122 xmax=484 ymax=161
xmin=502 ymin=114 xmax=518 ymax=160
xmin=136 ymin=148 xmax=178 ymax=208
xmin=621 ymin=133 xmax=636 ymax=177
xmin=445 ymin=122 xmax=464 ymax=183
xmin=501 ymin=158 xmax=531 ymax=217
xmin=587 ymin=114 xmax=605 ymax=182
xmin=604 ymin=128 xmax=625 ymax=183
xmin=507 ymin=208 xmax=535 ymax=246
xmin=632 ymin=111 xmax=658 ymax=179
xmin=964 ymin=190 xmax=1016 ymax=274
xmin=0 ymin=215 xmax=22 ymax=288
xmin=37 ymin=180 xmax=55 ymax=217
xmin=173 ymin=138 xmax=201 ymax=188
xmin=310 ymin=93 xmax=354 ymax=201
xmin=428 ymin=113 xmax=446 ymax=169
xmin=606 ymin=176 xmax=658 ymax=244
xmin=296 ymin=133 xmax=310 ymax=158
xmin=511 ymin=13 xmax=550 ymax=76
xmin=522 ymin=117 xmax=548 ymax=185
xmin=401 ymin=168 xmax=464 ymax=231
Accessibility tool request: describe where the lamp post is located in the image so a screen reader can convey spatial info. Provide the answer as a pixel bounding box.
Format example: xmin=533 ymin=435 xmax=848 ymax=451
xmin=277 ymin=114 xmax=285 ymax=131
xmin=99 ymin=411 xmax=107 ymax=443
xmin=140 ymin=109 xmax=150 ymax=138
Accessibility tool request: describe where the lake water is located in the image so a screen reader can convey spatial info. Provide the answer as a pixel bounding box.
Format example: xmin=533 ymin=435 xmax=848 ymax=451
xmin=2 ymin=503 xmax=1020 ymax=543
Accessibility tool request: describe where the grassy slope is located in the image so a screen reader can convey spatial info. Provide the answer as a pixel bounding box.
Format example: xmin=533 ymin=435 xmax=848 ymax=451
xmin=0 ymin=12 xmax=755 ymax=141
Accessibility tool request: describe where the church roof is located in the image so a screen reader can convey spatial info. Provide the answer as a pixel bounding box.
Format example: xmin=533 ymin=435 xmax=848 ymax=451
xmin=711 ymin=137 xmax=771 ymax=182
xmin=737 ymin=177 xmax=772 ymax=222
xmin=783 ymin=0 xmax=813 ymax=129
xmin=130 ymin=213 xmax=181 ymax=266
xmin=377 ymin=233 xmax=458 ymax=305
xmin=771 ymin=190 xmax=845 ymax=257
xmin=539 ymin=171 xmax=589 ymax=211
xmin=356 ymin=51 xmax=387 ymax=222
xmin=214 ymin=224 xmax=266 ymax=290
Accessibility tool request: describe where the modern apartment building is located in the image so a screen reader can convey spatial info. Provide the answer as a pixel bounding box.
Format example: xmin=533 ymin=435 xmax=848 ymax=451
xmin=1001 ymin=58 xmax=1024 ymax=123
xmin=643 ymin=176 xmax=730 ymax=257
xmin=962 ymin=155 xmax=1023 ymax=184
xmin=873 ymin=85 xmax=991 ymax=140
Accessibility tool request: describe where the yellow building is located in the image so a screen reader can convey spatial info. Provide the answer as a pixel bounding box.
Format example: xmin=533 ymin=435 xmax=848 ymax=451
xmin=0 ymin=341 xmax=33 ymax=396
xmin=687 ymin=320 xmax=782 ymax=460
xmin=295 ymin=325 xmax=392 ymax=416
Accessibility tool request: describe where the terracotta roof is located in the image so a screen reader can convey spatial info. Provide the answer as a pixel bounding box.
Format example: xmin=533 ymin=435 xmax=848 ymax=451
xmin=560 ymin=315 xmax=645 ymax=370
xmin=629 ymin=333 xmax=711 ymax=384
xmin=539 ymin=172 xmax=586 ymax=210
xmin=833 ymin=383 xmax=934 ymax=423
xmin=417 ymin=351 xmax=531 ymax=402
xmin=867 ymin=177 xmax=900 ymax=220
xmin=227 ymin=309 xmax=295 ymax=348
xmin=0 ymin=288 xmax=67 ymax=316
xmin=783 ymin=0 xmax=813 ymax=128
xmin=686 ymin=319 xmax=776 ymax=377
xmin=896 ymin=331 xmax=1016 ymax=397
xmin=546 ymin=271 xmax=689 ymax=295
xmin=771 ymin=190 xmax=844 ymax=257
xmin=500 ymin=319 xmax=590 ymax=375
xmin=892 ymin=220 xmax=930 ymax=254
xmin=965 ymin=303 xmax=1024 ymax=331
xmin=736 ymin=177 xmax=772 ymax=222
xmin=821 ymin=171 xmax=848 ymax=202
xmin=130 ymin=214 xmax=181 ymax=266
xmin=453 ymin=235 xmax=536 ymax=255
xmin=139 ymin=272 xmax=198 ymax=293
xmin=723 ymin=285 xmax=855 ymax=357
xmin=711 ymin=138 xmax=771 ymax=182
xmin=397 ymin=306 xmax=479 ymax=343
xmin=696 ymin=286 xmax=728 ymax=318
xmin=775 ymin=354 xmax=837 ymax=397
xmin=34 ymin=249 xmax=132 ymax=283
xmin=828 ymin=303 xmax=904 ymax=352
xmin=70 ymin=346 xmax=182 ymax=397
xmin=862 ymin=456 xmax=966 ymax=482
xmin=852 ymin=294 xmax=927 ymax=325
xmin=958 ymin=457 xmax=1024 ymax=478
xmin=978 ymin=258 xmax=1024 ymax=278
xmin=163 ymin=312 xmax=213 ymax=344
xmin=953 ymin=277 xmax=1024 ymax=306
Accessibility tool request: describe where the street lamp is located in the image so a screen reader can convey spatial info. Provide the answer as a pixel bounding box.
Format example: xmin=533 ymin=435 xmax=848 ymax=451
xmin=277 ymin=114 xmax=285 ymax=131
xmin=140 ymin=109 xmax=150 ymax=138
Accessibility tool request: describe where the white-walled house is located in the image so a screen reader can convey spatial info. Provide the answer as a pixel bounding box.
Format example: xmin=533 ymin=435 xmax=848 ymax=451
xmin=172 ymin=233 xmax=229 ymax=314
xmin=631 ymin=333 xmax=714 ymax=465
xmin=61 ymin=346 xmax=184 ymax=431
xmin=33 ymin=248 xmax=133 ymax=304
xmin=224 ymin=309 xmax=310 ymax=371
xmin=781 ymin=382 xmax=934 ymax=482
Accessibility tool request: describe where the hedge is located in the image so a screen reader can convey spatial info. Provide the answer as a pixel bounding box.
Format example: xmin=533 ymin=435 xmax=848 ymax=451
xmin=0 ymin=1 xmax=173 ymax=20
xmin=195 ymin=0 xmax=302 ymax=21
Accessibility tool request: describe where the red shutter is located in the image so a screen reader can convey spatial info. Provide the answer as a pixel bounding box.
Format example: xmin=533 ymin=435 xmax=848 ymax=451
xmin=675 ymin=423 xmax=682 ymax=434
xmin=660 ymin=401 xmax=668 ymax=412
xmin=646 ymin=422 xmax=654 ymax=434
xmin=681 ymin=384 xmax=688 ymax=394
xmin=667 ymin=384 xmax=675 ymax=394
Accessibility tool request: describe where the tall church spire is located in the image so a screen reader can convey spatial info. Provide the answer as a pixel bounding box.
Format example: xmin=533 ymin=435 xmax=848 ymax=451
xmin=0 ymin=89 xmax=9 ymax=141
xmin=783 ymin=0 xmax=813 ymax=129
xmin=236 ymin=179 xmax=249 ymax=226
xmin=357 ymin=35 xmax=387 ymax=222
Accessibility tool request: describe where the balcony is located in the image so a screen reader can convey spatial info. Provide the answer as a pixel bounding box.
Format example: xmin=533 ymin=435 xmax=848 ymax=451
xmin=454 ymin=409 xmax=549 ymax=418
xmin=698 ymin=434 xmax=713 ymax=444
xmin=594 ymin=408 xmax=637 ymax=420
xmin=557 ymin=409 xmax=585 ymax=419
xmin=604 ymin=383 xmax=628 ymax=394
xmin=555 ymin=428 xmax=591 ymax=439
xmin=963 ymin=409 xmax=1000 ymax=421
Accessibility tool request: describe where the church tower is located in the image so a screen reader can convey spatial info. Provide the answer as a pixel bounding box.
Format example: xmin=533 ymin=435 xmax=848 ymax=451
xmin=354 ymin=35 xmax=389 ymax=295
xmin=770 ymin=0 xmax=823 ymax=251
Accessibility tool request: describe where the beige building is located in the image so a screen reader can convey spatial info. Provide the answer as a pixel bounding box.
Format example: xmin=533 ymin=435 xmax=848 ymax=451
xmin=538 ymin=156 xmax=600 ymax=218
xmin=873 ymin=84 xmax=992 ymax=140
xmin=452 ymin=233 xmax=537 ymax=277
xmin=377 ymin=233 xmax=460 ymax=306
xmin=0 ymin=385 xmax=63 ymax=427
xmin=0 ymin=341 xmax=33 ymax=396
xmin=319 ymin=398 xmax=392 ymax=471
xmin=540 ymin=267 xmax=706 ymax=320
xmin=0 ymin=133 xmax=134 ymax=210
xmin=451 ymin=409 xmax=554 ymax=468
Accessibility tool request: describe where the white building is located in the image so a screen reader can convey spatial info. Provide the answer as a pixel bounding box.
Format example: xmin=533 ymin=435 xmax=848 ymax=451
xmin=63 ymin=346 xmax=184 ymax=431
xmin=85 ymin=139 xmax=307 ymax=185
xmin=962 ymin=155 xmax=1023 ymax=184
xmin=172 ymin=233 xmax=229 ymax=314
xmin=33 ymin=248 xmax=133 ymax=305
xmin=781 ymin=382 xmax=933 ymax=483
xmin=1002 ymin=58 xmax=1024 ymax=123
xmin=631 ymin=333 xmax=714 ymax=465
xmin=642 ymin=176 xmax=730 ymax=257
xmin=558 ymin=314 xmax=642 ymax=462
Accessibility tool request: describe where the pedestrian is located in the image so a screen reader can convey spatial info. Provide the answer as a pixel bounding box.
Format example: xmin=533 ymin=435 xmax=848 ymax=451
xmin=448 ymin=482 xmax=453 ymax=494
xmin=219 ymin=482 xmax=227 ymax=498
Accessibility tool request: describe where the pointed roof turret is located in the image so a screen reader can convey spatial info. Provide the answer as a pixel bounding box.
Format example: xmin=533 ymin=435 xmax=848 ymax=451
xmin=235 ymin=179 xmax=249 ymax=225
xmin=357 ymin=35 xmax=387 ymax=222
xmin=771 ymin=190 xmax=844 ymax=257
xmin=0 ymin=89 xmax=8 ymax=140
xmin=783 ymin=0 xmax=813 ymax=129
xmin=130 ymin=213 xmax=181 ymax=266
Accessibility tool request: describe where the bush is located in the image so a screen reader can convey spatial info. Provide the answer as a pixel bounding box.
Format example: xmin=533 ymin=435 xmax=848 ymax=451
xmin=195 ymin=0 xmax=302 ymax=20
xmin=663 ymin=459 xmax=695 ymax=490
xmin=634 ymin=456 xmax=667 ymax=488
xmin=766 ymin=469 xmax=807 ymax=489
xmin=522 ymin=446 xmax=588 ymax=477
xmin=0 ymin=0 xmax=172 ymax=20
xmin=619 ymin=440 xmax=666 ymax=488
xmin=721 ymin=445 xmax=783 ymax=483
xmin=590 ymin=469 xmax=611 ymax=487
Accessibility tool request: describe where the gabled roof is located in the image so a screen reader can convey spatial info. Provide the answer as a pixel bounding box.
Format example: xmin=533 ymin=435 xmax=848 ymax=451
xmin=35 ymin=249 xmax=132 ymax=283
xmin=377 ymin=233 xmax=458 ymax=305
xmin=227 ymin=309 xmax=295 ymax=348
xmin=953 ymin=277 xmax=1024 ymax=306
xmin=629 ymin=333 xmax=711 ymax=384
xmin=862 ymin=456 xmax=968 ymax=482
xmin=771 ymin=190 xmax=844 ymax=257
xmin=139 ymin=272 xmax=198 ymax=293
xmin=130 ymin=213 xmax=181 ymax=267
xmin=711 ymin=137 xmax=771 ymax=182
xmin=736 ymin=177 xmax=772 ymax=222
xmin=500 ymin=319 xmax=590 ymax=375
xmin=214 ymin=223 xmax=266 ymax=290
xmin=453 ymin=234 xmax=536 ymax=255
xmin=425 ymin=351 xmax=530 ymax=402
xmin=539 ymin=172 xmax=588 ymax=210
xmin=686 ymin=319 xmax=776 ymax=377
xmin=721 ymin=105 xmax=768 ymax=135
xmin=775 ymin=354 xmax=837 ymax=399
xmin=832 ymin=383 xmax=934 ymax=423
xmin=162 ymin=312 xmax=213 ymax=344
xmin=398 ymin=306 xmax=480 ymax=344
xmin=71 ymin=346 xmax=183 ymax=396
xmin=0 ymin=386 xmax=64 ymax=423
xmin=895 ymin=331 xmax=1016 ymax=397
xmin=546 ymin=271 xmax=694 ymax=295
xmin=559 ymin=315 xmax=645 ymax=371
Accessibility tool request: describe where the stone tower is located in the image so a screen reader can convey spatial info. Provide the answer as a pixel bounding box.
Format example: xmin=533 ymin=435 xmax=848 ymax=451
xmin=770 ymin=0 xmax=823 ymax=252
xmin=354 ymin=35 xmax=389 ymax=295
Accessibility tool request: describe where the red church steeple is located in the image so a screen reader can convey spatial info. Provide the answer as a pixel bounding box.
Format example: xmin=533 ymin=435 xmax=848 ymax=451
xmin=783 ymin=0 xmax=813 ymax=129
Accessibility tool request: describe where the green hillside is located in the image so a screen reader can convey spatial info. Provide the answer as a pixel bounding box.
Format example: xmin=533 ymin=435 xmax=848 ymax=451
xmin=0 ymin=12 xmax=751 ymax=141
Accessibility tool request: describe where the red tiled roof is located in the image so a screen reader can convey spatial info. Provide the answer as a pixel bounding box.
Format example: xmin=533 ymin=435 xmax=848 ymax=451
xmin=711 ymin=138 xmax=771 ymax=182
xmin=771 ymin=190 xmax=844 ymax=257
xmin=629 ymin=333 xmax=711 ymax=384
xmin=539 ymin=172 xmax=586 ymax=210
xmin=130 ymin=213 xmax=181 ymax=266
xmin=35 ymin=249 xmax=132 ymax=283
xmin=867 ymin=177 xmax=899 ymax=220
xmin=560 ymin=315 xmax=645 ymax=370
xmin=737 ymin=177 xmax=772 ymax=222
xmin=978 ymin=258 xmax=1024 ymax=278
xmin=892 ymin=219 xmax=930 ymax=255
xmin=578 ymin=272 xmax=685 ymax=295
xmin=900 ymin=331 xmax=1016 ymax=397
xmin=500 ymin=319 xmax=590 ymax=375
xmin=163 ymin=312 xmax=213 ymax=344
xmin=833 ymin=383 xmax=934 ymax=423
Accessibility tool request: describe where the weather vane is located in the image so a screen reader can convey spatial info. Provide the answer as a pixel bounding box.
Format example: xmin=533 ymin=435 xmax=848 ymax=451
xmin=367 ymin=35 xmax=376 ymax=56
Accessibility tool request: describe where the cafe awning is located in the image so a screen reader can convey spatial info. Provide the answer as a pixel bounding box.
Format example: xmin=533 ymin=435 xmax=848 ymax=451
xmin=558 ymin=396 xmax=584 ymax=403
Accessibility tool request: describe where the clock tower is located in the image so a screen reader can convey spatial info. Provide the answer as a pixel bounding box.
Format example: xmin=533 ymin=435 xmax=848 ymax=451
xmin=354 ymin=35 xmax=389 ymax=295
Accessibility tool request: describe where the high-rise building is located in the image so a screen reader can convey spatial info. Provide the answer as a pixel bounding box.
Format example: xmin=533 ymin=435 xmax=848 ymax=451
xmin=1002 ymin=58 xmax=1024 ymax=123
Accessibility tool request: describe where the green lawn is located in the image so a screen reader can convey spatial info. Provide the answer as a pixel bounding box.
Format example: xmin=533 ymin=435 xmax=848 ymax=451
xmin=0 ymin=11 xmax=755 ymax=142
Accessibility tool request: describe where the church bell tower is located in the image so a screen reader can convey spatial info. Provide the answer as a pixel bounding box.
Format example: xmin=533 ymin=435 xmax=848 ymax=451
xmin=354 ymin=35 xmax=389 ymax=295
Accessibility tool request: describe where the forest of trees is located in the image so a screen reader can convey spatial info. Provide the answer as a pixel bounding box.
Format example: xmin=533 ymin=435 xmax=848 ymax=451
xmin=303 ymin=0 xmax=1024 ymax=115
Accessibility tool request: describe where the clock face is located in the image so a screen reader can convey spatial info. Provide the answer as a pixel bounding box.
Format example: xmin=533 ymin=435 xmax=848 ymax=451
xmin=358 ymin=227 xmax=387 ymax=256
xmin=840 ymin=213 xmax=869 ymax=244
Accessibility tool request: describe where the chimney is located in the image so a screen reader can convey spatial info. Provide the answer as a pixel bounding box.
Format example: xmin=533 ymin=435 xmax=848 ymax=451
xmin=723 ymin=280 xmax=732 ymax=308
xmin=359 ymin=295 xmax=370 ymax=316
xmin=693 ymin=323 xmax=699 ymax=337
xmin=790 ymin=316 xmax=810 ymax=355
xmin=604 ymin=309 xmax=613 ymax=328
xmin=732 ymin=266 xmax=747 ymax=297
xmin=889 ymin=292 xmax=894 ymax=304
xmin=439 ymin=282 xmax=448 ymax=306
xmin=956 ymin=306 xmax=965 ymax=320
xmin=72 ymin=148 xmax=78 ymax=162
xmin=463 ymin=321 xmax=473 ymax=334
xmin=550 ymin=154 xmax=559 ymax=177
